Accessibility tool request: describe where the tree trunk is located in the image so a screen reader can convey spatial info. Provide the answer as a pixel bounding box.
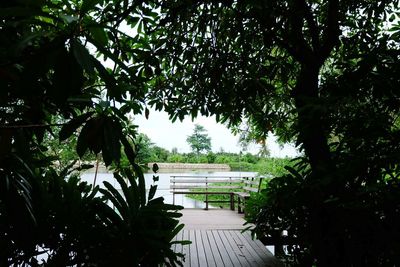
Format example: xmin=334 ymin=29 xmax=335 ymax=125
xmin=293 ymin=64 xmax=332 ymax=175
xmin=293 ymin=63 xmax=337 ymax=267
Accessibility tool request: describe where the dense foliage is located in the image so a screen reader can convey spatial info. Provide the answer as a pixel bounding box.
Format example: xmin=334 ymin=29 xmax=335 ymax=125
xmin=3 ymin=0 xmax=400 ymax=265
xmin=143 ymin=1 xmax=400 ymax=266
xmin=0 ymin=0 xmax=185 ymax=266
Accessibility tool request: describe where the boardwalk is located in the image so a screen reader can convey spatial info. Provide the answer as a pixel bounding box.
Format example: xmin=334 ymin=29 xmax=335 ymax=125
xmin=174 ymin=209 xmax=282 ymax=267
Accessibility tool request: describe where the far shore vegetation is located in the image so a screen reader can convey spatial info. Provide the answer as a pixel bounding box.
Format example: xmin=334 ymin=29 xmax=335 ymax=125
xmin=48 ymin=129 xmax=293 ymax=177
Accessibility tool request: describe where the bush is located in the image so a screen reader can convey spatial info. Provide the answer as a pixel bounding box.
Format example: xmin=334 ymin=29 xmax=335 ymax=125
xmin=206 ymin=152 xmax=216 ymax=163
xmin=242 ymin=153 xmax=259 ymax=164
xmin=255 ymin=157 xmax=293 ymax=177
xmin=4 ymin=166 xmax=186 ymax=266
xmin=167 ymin=154 xmax=185 ymax=163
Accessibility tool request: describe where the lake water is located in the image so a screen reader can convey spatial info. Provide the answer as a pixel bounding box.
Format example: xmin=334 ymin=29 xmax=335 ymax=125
xmin=81 ymin=170 xmax=257 ymax=209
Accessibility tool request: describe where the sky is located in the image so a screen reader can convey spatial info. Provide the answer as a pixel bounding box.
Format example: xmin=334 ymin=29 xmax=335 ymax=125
xmin=133 ymin=108 xmax=299 ymax=157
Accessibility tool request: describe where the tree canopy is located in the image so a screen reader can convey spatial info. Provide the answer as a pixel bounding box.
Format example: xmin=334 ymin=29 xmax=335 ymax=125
xmin=2 ymin=0 xmax=400 ymax=265
xmin=0 ymin=0 xmax=185 ymax=265
xmin=186 ymin=124 xmax=212 ymax=154
xmin=143 ymin=0 xmax=400 ymax=265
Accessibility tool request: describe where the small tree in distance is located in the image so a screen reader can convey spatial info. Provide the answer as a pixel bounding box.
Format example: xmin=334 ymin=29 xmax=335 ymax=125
xmin=186 ymin=124 xmax=212 ymax=155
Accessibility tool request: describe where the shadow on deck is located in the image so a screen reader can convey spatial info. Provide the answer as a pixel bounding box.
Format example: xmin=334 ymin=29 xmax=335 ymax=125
xmin=174 ymin=208 xmax=283 ymax=267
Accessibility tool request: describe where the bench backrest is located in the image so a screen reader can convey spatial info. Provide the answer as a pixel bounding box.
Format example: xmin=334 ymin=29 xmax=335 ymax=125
xmin=241 ymin=177 xmax=264 ymax=193
xmin=170 ymin=175 xmax=243 ymax=191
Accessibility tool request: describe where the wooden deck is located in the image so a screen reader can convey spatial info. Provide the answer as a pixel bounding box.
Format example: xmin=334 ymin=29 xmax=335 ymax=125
xmin=173 ymin=209 xmax=283 ymax=267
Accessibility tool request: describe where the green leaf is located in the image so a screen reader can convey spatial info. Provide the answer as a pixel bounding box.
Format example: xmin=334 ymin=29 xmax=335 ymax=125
xmin=114 ymin=172 xmax=137 ymax=214
xmin=132 ymin=164 xmax=146 ymax=206
xmin=60 ymin=14 xmax=79 ymax=24
xmin=389 ymin=13 xmax=396 ymax=23
xmin=89 ymin=26 xmax=108 ymax=46
xmin=170 ymin=223 xmax=185 ymax=238
xmin=81 ymin=0 xmax=102 ymax=13
xmin=284 ymin=166 xmax=303 ymax=180
xmin=152 ymin=163 xmax=159 ymax=173
xmin=121 ymin=136 xmax=136 ymax=166
xmin=148 ymin=184 xmax=157 ymax=200
xmin=71 ymin=39 xmax=96 ymax=75
xmin=102 ymin=181 xmax=130 ymax=221
xmin=102 ymin=118 xmax=121 ymax=166
xmin=76 ymin=121 xmax=90 ymax=158
xmin=59 ymin=112 xmax=93 ymax=141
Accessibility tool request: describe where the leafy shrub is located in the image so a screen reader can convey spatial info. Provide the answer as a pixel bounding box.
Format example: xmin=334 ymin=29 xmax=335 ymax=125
xmin=167 ymin=154 xmax=185 ymax=163
xmin=255 ymin=157 xmax=293 ymax=177
xmin=206 ymin=152 xmax=216 ymax=163
xmin=3 ymin=165 xmax=186 ymax=266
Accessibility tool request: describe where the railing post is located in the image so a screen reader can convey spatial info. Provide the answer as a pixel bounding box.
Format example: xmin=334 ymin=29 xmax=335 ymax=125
xmin=273 ymin=230 xmax=285 ymax=257
xmin=172 ymin=176 xmax=175 ymax=205
xmin=205 ymin=176 xmax=208 ymax=210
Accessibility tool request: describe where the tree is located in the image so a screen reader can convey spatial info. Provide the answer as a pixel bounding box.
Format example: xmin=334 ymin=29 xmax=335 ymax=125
xmin=135 ymin=133 xmax=155 ymax=164
xmin=145 ymin=1 xmax=400 ymax=265
xmin=233 ymin=122 xmax=271 ymax=157
xmin=186 ymin=124 xmax=212 ymax=155
xmin=0 ymin=1 xmax=185 ymax=265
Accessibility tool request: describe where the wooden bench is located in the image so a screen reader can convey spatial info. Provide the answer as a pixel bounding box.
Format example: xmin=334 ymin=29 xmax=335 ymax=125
xmin=170 ymin=175 xmax=244 ymax=210
xmin=234 ymin=176 xmax=264 ymax=214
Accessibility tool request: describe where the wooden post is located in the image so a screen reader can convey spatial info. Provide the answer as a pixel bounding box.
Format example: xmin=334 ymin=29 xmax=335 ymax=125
xmin=172 ymin=176 xmax=175 ymax=205
xmin=273 ymin=231 xmax=285 ymax=257
xmin=257 ymin=176 xmax=264 ymax=192
xmin=238 ymin=197 xmax=242 ymax=213
xmin=205 ymin=176 xmax=208 ymax=210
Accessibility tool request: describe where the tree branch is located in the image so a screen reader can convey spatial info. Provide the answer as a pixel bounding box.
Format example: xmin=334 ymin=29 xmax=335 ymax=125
xmin=287 ymin=1 xmax=314 ymax=64
xmin=319 ymin=0 xmax=340 ymax=62
xmin=300 ymin=0 xmax=320 ymax=52
xmin=0 ymin=123 xmax=65 ymax=129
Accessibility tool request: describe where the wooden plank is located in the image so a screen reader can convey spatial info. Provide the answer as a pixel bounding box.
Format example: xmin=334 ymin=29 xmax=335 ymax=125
xmin=171 ymin=175 xmax=248 ymax=179
xmin=175 ymin=229 xmax=183 ymax=255
xmin=232 ymin=230 xmax=269 ymax=266
xmin=172 ymin=191 xmax=234 ymax=195
xmin=234 ymin=192 xmax=250 ymax=198
xmin=205 ymin=230 xmax=225 ymax=267
xmin=181 ymin=230 xmax=190 ymax=267
xmin=228 ymin=230 xmax=265 ymax=267
xmin=243 ymin=232 xmax=283 ymax=266
xmin=219 ymin=230 xmax=248 ymax=266
xmin=200 ymin=230 xmax=217 ymax=267
xmin=243 ymin=186 xmax=258 ymax=192
xmin=211 ymin=230 xmax=236 ymax=266
xmin=243 ymin=180 xmax=259 ymax=186
xmin=195 ymin=230 xmax=208 ymax=266
xmin=171 ymin=179 xmax=242 ymax=183
xmin=241 ymin=231 xmax=283 ymax=267
xmin=171 ymin=185 xmax=242 ymax=189
xmin=189 ymin=230 xmax=199 ymax=267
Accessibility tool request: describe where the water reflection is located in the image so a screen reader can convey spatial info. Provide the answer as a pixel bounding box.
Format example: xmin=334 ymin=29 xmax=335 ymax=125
xmin=81 ymin=170 xmax=257 ymax=209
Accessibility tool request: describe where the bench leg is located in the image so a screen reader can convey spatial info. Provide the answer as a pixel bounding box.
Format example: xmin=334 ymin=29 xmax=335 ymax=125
xmin=230 ymin=194 xmax=234 ymax=210
xmin=173 ymin=193 xmax=175 ymax=205
xmin=205 ymin=194 xmax=208 ymax=210
xmin=238 ymin=197 xmax=242 ymax=213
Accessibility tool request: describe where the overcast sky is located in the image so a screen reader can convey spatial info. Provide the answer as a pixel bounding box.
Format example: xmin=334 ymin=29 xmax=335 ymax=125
xmin=133 ymin=108 xmax=299 ymax=157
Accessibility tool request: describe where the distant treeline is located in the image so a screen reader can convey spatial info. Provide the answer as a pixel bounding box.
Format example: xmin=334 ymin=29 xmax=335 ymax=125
xmin=128 ymin=142 xmax=293 ymax=176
